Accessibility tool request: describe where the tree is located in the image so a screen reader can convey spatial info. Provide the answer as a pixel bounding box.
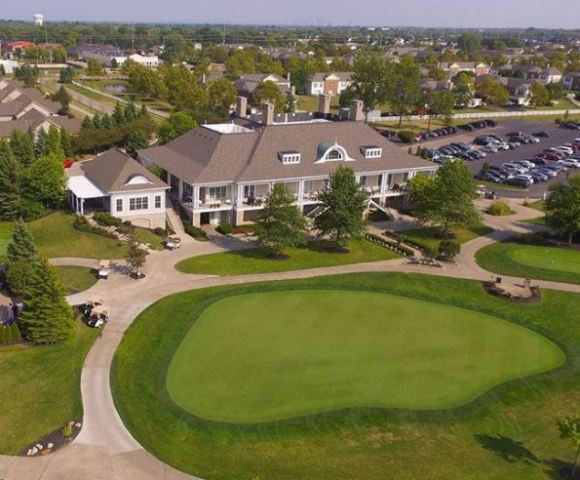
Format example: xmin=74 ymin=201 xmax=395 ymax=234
xmin=427 ymin=89 xmax=456 ymax=130
xmin=19 ymin=257 xmax=75 ymax=345
xmin=0 ymin=64 xmax=5 ymax=77
xmin=45 ymin=126 xmax=65 ymax=160
xmin=253 ymin=81 xmax=285 ymax=113
xmin=6 ymin=219 xmax=40 ymax=298
xmin=457 ymin=33 xmax=481 ymax=57
xmin=476 ymin=76 xmax=509 ymax=106
xmin=0 ymin=140 xmax=21 ymax=220
xmin=10 ymin=130 xmax=35 ymax=167
xmin=125 ymin=129 xmax=149 ymax=158
xmin=408 ymin=162 xmax=479 ymax=236
xmin=315 ymin=166 xmax=368 ymax=246
xmin=110 ymin=57 xmax=119 ymax=69
xmin=86 ymin=58 xmax=104 ymax=76
xmin=545 ymin=176 xmax=580 ymax=246
xmin=124 ymin=100 xmax=138 ymax=123
xmin=256 ymin=183 xmax=306 ymax=256
xmin=453 ymin=72 xmax=475 ymax=108
xmin=529 ymin=82 xmax=550 ymax=106
xmin=158 ymin=112 xmax=197 ymax=144
xmin=112 ymin=102 xmax=125 ymax=126
xmin=24 ymin=153 xmax=66 ymax=208
xmin=387 ymin=57 xmax=422 ymax=126
xmin=60 ymin=128 xmax=73 ymax=158
xmin=207 ymin=78 xmax=236 ymax=116
xmin=126 ymin=241 xmax=148 ymax=276
xmin=558 ymin=415 xmax=580 ymax=478
xmin=34 ymin=128 xmax=48 ymax=158
xmin=52 ymin=86 xmax=72 ymax=115
xmin=347 ymin=53 xmax=389 ymax=112
xmin=59 ymin=66 xmax=75 ymax=84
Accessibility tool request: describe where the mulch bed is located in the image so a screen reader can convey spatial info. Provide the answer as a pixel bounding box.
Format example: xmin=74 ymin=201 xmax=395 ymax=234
xmin=19 ymin=420 xmax=82 ymax=457
xmin=482 ymin=281 xmax=542 ymax=303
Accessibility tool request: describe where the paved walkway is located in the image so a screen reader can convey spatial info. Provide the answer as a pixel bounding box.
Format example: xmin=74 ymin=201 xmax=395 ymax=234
xmin=1 ymin=197 xmax=579 ymax=480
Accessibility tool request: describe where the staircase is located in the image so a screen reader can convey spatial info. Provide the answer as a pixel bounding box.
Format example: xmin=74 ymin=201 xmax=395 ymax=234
xmin=165 ymin=197 xmax=186 ymax=237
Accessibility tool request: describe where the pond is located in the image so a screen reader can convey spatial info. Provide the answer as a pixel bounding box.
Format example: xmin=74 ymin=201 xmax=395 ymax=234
xmin=104 ymin=84 xmax=126 ymax=94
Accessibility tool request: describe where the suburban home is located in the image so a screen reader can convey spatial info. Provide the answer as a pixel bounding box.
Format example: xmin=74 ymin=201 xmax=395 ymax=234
xmin=234 ymin=73 xmax=293 ymax=100
xmin=440 ymin=62 xmax=490 ymax=78
xmin=138 ymin=97 xmax=437 ymax=227
xmin=306 ymin=72 xmax=353 ymax=96
xmin=563 ymin=72 xmax=580 ymax=91
xmin=66 ymin=149 xmax=169 ymax=229
xmin=521 ymin=66 xmax=563 ymax=84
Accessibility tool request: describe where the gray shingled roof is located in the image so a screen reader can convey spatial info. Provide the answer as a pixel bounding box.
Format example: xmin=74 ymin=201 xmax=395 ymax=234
xmin=308 ymin=72 xmax=353 ymax=82
xmin=81 ymin=149 xmax=168 ymax=193
xmin=140 ymin=120 xmax=435 ymax=185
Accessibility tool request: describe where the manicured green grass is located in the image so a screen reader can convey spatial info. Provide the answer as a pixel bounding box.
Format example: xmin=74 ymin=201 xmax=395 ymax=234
xmin=176 ymin=240 xmax=399 ymax=275
xmin=476 ymin=242 xmax=580 ymax=285
xmin=296 ymin=95 xmax=340 ymax=113
xmin=402 ymin=224 xmax=494 ymax=252
xmin=112 ymin=273 xmax=580 ymax=480
xmin=167 ymin=289 xmax=563 ymax=424
xmin=0 ymin=322 xmax=98 ymax=454
xmin=0 ymin=221 xmax=14 ymax=263
xmin=28 ymin=212 xmax=128 ymax=259
xmin=134 ymin=227 xmax=165 ymax=251
xmin=54 ymin=266 xmax=98 ymax=295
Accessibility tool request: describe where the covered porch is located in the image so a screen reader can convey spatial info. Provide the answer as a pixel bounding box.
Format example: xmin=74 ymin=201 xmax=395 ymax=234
xmin=67 ymin=175 xmax=108 ymax=216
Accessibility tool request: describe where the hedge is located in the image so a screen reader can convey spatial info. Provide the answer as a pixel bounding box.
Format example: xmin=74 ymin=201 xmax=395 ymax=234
xmin=365 ymin=233 xmax=414 ymax=257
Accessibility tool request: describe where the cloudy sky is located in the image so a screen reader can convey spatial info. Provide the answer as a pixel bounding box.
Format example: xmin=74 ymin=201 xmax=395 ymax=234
xmin=3 ymin=0 xmax=579 ymax=29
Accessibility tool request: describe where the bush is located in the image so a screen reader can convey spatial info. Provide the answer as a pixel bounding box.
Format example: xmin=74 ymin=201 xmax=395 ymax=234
xmin=488 ymin=201 xmax=514 ymax=216
xmin=397 ymin=130 xmax=416 ymax=144
xmin=73 ymin=215 xmax=116 ymax=238
xmin=438 ymin=240 xmax=461 ymax=260
xmin=61 ymin=423 xmax=73 ymax=438
xmin=366 ymin=233 xmax=414 ymax=256
xmin=232 ymin=224 xmax=257 ymax=235
xmin=19 ymin=198 xmax=46 ymax=221
xmin=216 ymin=222 xmax=233 ymax=235
xmin=0 ymin=324 xmax=22 ymax=345
xmin=184 ymin=223 xmax=208 ymax=241
xmin=153 ymin=227 xmax=166 ymax=237
xmin=93 ymin=211 xmax=123 ymax=227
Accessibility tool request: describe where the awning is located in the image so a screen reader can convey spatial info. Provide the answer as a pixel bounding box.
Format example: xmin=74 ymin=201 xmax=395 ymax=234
xmin=67 ymin=175 xmax=106 ymax=199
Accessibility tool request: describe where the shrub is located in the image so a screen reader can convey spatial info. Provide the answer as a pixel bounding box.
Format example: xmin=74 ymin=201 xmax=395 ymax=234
xmin=438 ymin=240 xmax=461 ymax=260
xmin=153 ymin=227 xmax=166 ymax=237
xmin=397 ymin=130 xmax=416 ymax=144
xmin=73 ymin=215 xmax=116 ymax=238
xmin=19 ymin=198 xmax=46 ymax=221
xmin=0 ymin=326 xmax=6 ymax=345
xmin=93 ymin=211 xmax=123 ymax=227
xmin=184 ymin=223 xmax=208 ymax=241
xmin=232 ymin=224 xmax=257 ymax=235
xmin=216 ymin=222 xmax=233 ymax=235
xmin=61 ymin=423 xmax=73 ymax=438
xmin=366 ymin=233 xmax=415 ymax=256
xmin=488 ymin=201 xmax=513 ymax=216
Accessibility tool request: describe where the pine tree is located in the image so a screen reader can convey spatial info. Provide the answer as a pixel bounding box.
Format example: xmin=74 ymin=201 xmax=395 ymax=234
xmin=60 ymin=128 xmax=73 ymax=158
xmin=125 ymin=129 xmax=149 ymax=158
xmin=257 ymin=183 xmax=306 ymax=256
xmin=19 ymin=258 xmax=75 ymax=345
xmin=100 ymin=114 xmax=112 ymax=129
xmin=124 ymin=100 xmax=138 ymax=122
xmin=25 ymin=153 xmax=66 ymax=208
xmin=7 ymin=219 xmax=38 ymax=264
xmin=10 ymin=129 xmax=35 ymax=167
xmin=139 ymin=103 xmax=148 ymax=118
xmin=34 ymin=128 xmax=49 ymax=158
xmin=0 ymin=139 xmax=21 ymax=220
xmin=92 ymin=113 xmax=102 ymax=129
xmin=45 ymin=126 xmax=65 ymax=160
xmin=6 ymin=219 xmax=40 ymax=298
xmin=81 ymin=115 xmax=93 ymax=130
xmin=112 ymin=102 xmax=125 ymax=126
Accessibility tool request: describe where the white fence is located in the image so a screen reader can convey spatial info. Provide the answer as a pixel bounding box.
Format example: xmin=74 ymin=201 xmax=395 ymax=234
xmin=71 ymin=81 xmax=170 ymax=118
xmin=367 ymin=109 xmax=580 ymax=123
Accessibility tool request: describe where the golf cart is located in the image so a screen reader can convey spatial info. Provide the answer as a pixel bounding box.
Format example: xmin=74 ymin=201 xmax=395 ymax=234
xmin=165 ymin=236 xmax=182 ymax=250
xmin=83 ymin=296 xmax=104 ymax=315
xmin=88 ymin=305 xmax=109 ymax=328
xmin=97 ymin=259 xmax=111 ymax=279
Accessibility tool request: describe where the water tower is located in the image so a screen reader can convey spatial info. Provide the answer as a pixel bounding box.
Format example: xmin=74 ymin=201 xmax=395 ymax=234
xmin=33 ymin=14 xmax=44 ymax=27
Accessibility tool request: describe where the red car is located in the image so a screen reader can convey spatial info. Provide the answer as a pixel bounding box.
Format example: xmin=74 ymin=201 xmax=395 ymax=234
xmin=63 ymin=159 xmax=74 ymax=168
xmin=538 ymin=152 xmax=563 ymax=161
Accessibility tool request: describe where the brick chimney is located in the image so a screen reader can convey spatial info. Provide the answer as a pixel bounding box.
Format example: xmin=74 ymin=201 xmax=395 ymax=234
xmin=236 ymin=96 xmax=248 ymax=118
xmin=350 ymin=99 xmax=365 ymax=122
xmin=318 ymin=94 xmax=331 ymax=115
xmin=262 ymin=102 xmax=275 ymax=125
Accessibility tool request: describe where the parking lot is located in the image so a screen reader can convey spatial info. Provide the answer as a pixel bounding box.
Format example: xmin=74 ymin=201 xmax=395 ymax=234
xmin=415 ymin=120 xmax=580 ymax=198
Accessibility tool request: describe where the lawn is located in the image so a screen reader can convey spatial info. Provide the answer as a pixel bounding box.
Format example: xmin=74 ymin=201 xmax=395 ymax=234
xmin=176 ymin=240 xmax=399 ymax=275
xmin=54 ymin=266 xmax=98 ymax=295
xmin=0 ymin=221 xmax=14 ymax=263
xmin=402 ymin=223 xmax=494 ymax=252
xmin=28 ymin=212 xmax=128 ymax=259
xmin=476 ymin=242 xmax=580 ymax=285
xmin=0 ymin=321 xmax=98 ymax=454
xmin=112 ymin=273 xmax=580 ymax=480
xmin=167 ymin=289 xmax=563 ymax=424
xmin=296 ymin=94 xmax=340 ymax=113
xmin=134 ymin=227 xmax=165 ymax=251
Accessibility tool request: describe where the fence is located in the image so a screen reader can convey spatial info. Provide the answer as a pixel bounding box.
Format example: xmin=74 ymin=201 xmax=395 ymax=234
xmin=367 ymin=109 xmax=580 ymax=123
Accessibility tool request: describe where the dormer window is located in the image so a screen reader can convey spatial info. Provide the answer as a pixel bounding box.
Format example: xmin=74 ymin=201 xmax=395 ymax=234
xmin=279 ymin=151 xmax=301 ymax=165
xmin=326 ymin=148 xmax=344 ymax=161
xmin=315 ymin=142 xmax=354 ymax=164
xmin=361 ymin=146 xmax=382 ymax=159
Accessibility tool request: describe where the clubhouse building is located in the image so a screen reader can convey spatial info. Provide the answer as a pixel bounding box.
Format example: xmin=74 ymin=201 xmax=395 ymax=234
xmin=139 ymin=97 xmax=437 ymax=227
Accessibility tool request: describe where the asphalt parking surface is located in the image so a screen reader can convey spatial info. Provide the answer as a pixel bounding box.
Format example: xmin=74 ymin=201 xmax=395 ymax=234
xmin=417 ymin=120 xmax=580 ymax=198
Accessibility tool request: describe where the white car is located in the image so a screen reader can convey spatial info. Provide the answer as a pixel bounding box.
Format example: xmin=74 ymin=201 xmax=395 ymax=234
xmin=558 ymin=159 xmax=580 ymax=168
xmin=503 ymin=162 xmax=528 ymax=174
xmin=513 ymin=160 xmax=535 ymax=169
xmin=524 ymin=135 xmax=540 ymax=144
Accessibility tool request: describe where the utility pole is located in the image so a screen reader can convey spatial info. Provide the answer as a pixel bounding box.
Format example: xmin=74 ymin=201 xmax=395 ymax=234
xmin=222 ymin=25 xmax=226 ymax=46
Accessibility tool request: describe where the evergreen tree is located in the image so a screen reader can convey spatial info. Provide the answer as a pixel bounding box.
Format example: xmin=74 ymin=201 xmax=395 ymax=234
xmin=315 ymin=166 xmax=368 ymax=246
xmin=139 ymin=103 xmax=148 ymax=118
xmin=24 ymin=154 xmax=66 ymax=208
xmin=126 ymin=129 xmax=149 ymax=158
xmin=19 ymin=257 xmax=75 ymax=345
xmin=256 ymin=183 xmax=306 ymax=256
xmin=45 ymin=126 xmax=65 ymax=160
xmin=100 ymin=114 xmax=112 ymax=130
xmin=92 ymin=113 xmax=102 ymax=129
xmin=60 ymin=128 xmax=73 ymax=158
xmin=0 ymin=140 xmax=21 ymax=220
xmin=124 ymin=100 xmax=138 ymax=122
xmin=112 ymin=102 xmax=125 ymax=126
xmin=6 ymin=220 xmax=40 ymax=298
xmin=81 ymin=115 xmax=93 ymax=130
xmin=7 ymin=219 xmax=39 ymax=264
xmin=34 ymin=129 xmax=49 ymax=158
xmin=10 ymin=130 xmax=35 ymax=167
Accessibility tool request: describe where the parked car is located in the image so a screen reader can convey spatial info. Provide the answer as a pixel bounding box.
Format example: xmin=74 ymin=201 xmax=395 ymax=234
xmin=481 ymin=145 xmax=498 ymax=154
xmin=532 ymin=131 xmax=549 ymax=138
xmin=523 ymin=135 xmax=540 ymax=144
xmin=558 ymin=159 xmax=580 ymax=168
xmin=539 ymin=151 xmax=564 ymax=161
xmin=560 ymin=122 xmax=580 ymax=130
xmin=484 ymin=119 xmax=497 ymax=127
xmin=505 ymin=176 xmax=531 ymax=187
xmin=530 ymin=171 xmax=549 ymax=182
xmin=506 ymin=131 xmax=524 ymax=138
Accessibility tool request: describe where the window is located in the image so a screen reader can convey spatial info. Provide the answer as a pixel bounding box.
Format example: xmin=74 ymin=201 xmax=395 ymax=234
xmin=361 ymin=146 xmax=382 ymax=159
xmin=304 ymin=180 xmax=314 ymax=193
xmin=243 ymin=185 xmax=255 ymax=198
xmin=279 ymin=152 xmax=301 ymax=165
xmin=209 ymin=186 xmax=227 ymax=200
xmin=116 ymin=198 xmax=123 ymax=212
xmin=326 ymin=148 xmax=343 ymax=161
xmin=359 ymin=176 xmax=367 ymax=186
xmin=155 ymin=195 xmax=162 ymax=209
xmin=129 ymin=197 xmax=149 ymax=211
xmin=182 ymin=183 xmax=193 ymax=202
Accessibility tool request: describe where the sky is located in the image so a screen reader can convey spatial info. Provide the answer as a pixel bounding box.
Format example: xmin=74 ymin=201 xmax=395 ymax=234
xmin=2 ymin=0 xmax=580 ymax=29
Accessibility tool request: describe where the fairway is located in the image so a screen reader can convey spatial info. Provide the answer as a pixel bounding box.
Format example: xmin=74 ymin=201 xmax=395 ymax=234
xmin=166 ymin=290 xmax=564 ymax=423
xmin=476 ymin=242 xmax=580 ymax=285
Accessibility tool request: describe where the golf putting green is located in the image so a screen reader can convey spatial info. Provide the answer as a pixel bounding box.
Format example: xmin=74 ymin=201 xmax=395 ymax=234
xmin=166 ymin=290 xmax=564 ymax=423
xmin=509 ymin=245 xmax=580 ymax=274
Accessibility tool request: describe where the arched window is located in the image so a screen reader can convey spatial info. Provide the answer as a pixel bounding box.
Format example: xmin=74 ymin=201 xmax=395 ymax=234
xmin=326 ymin=148 xmax=343 ymax=161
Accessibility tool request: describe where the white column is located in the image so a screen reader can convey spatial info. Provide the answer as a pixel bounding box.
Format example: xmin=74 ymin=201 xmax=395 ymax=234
xmin=193 ymin=186 xmax=200 ymax=209
xmin=297 ymin=179 xmax=305 ymax=204
xmin=380 ymin=172 xmax=388 ymax=194
xmin=237 ymin=184 xmax=244 ymax=206
xmin=80 ymin=198 xmax=85 ymax=216
xmin=178 ymin=179 xmax=184 ymax=200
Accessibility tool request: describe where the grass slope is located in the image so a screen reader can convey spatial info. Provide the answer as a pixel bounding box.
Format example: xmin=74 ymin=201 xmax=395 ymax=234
xmin=29 ymin=212 xmax=128 ymax=259
xmin=54 ymin=266 xmax=98 ymax=295
xmin=112 ymin=273 xmax=580 ymax=480
xmin=0 ymin=322 xmax=98 ymax=454
xmin=167 ymin=290 xmax=563 ymax=423
xmin=476 ymin=242 xmax=580 ymax=285
xmin=176 ymin=240 xmax=399 ymax=275
xmin=402 ymin=224 xmax=494 ymax=252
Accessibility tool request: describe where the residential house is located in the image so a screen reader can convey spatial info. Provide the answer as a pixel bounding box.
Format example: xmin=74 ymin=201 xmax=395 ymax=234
xmin=0 ymin=59 xmax=20 ymax=74
xmin=563 ymin=72 xmax=580 ymax=91
xmin=234 ymin=73 xmax=293 ymax=101
xmin=440 ymin=62 xmax=490 ymax=78
xmin=66 ymin=149 xmax=169 ymax=229
xmin=521 ymin=66 xmax=562 ymax=84
xmin=306 ymin=72 xmax=353 ymax=96
xmin=138 ymin=98 xmax=437 ymax=227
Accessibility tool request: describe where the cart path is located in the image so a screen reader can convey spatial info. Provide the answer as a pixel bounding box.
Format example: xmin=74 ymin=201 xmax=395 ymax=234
xmin=1 ymin=197 xmax=579 ymax=480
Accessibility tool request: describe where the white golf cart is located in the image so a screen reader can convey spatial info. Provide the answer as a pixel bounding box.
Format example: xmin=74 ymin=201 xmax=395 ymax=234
xmin=165 ymin=236 xmax=182 ymax=250
xmin=97 ymin=259 xmax=111 ymax=279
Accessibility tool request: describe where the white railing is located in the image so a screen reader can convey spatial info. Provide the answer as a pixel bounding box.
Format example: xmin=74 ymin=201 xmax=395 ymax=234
xmin=367 ymin=109 xmax=580 ymax=123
